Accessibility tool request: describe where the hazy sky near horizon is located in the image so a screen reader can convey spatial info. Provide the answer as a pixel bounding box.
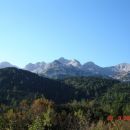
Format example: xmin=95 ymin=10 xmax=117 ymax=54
xmin=0 ymin=0 xmax=130 ymax=67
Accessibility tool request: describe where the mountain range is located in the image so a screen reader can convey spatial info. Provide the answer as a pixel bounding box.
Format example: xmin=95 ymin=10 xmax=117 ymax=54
xmin=0 ymin=57 xmax=130 ymax=81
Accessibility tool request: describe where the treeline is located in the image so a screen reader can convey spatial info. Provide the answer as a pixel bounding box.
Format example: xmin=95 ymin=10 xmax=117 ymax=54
xmin=99 ymin=82 xmax=130 ymax=117
xmin=63 ymin=77 xmax=119 ymax=99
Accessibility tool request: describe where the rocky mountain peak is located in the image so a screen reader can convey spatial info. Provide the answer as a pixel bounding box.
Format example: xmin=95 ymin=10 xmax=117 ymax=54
xmin=0 ymin=62 xmax=16 ymax=69
xmin=1 ymin=58 xmax=128 ymax=80
xmin=83 ymin=61 xmax=96 ymax=66
xmin=67 ymin=59 xmax=81 ymax=67
xmin=115 ymin=63 xmax=130 ymax=72
xmin=58 ymin=57 xmax=70 ymax=64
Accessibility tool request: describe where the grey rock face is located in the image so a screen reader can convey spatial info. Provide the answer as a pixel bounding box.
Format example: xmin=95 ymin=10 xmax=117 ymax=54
xmin=2 ymin=58 xmax=130 ymax=80
xmin=24 ymin=58 xmax=130 ymax=80
xmin=0 ymin=62 xmax=16 ymax=69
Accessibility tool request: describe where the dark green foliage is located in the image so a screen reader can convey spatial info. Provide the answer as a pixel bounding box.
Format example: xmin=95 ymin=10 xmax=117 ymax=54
xmin=0 ymin=68 xmax=119 ymax=106
xmin=0 ymin=67 xmax=76 ymax=105
xmin=63 ymin=77 xmax=119 ymax=100
xmin=100 ymin=82 xmax=130 ymax=116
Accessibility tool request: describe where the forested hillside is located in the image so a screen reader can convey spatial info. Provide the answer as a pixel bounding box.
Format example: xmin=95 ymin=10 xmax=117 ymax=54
xmin=0 ymin=67 xmax=130 ymax=129
xmin=0 ymin=67 xmax=76 ymax=105
xmin=0 ymin=67 xmax=120 ymax=105
xmin=63 ymin=77 xmax=119 ymax=100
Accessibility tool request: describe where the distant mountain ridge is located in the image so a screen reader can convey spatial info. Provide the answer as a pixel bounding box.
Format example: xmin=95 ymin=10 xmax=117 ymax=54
xmin=0 ymin=62 xmax=16 ymax=68
xmin=0 ymin=58 xmax=130 ymax=81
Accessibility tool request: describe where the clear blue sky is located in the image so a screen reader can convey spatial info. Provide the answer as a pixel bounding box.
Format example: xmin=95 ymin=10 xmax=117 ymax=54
xmin=0 ymin=0 xmax=130 ymax=67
